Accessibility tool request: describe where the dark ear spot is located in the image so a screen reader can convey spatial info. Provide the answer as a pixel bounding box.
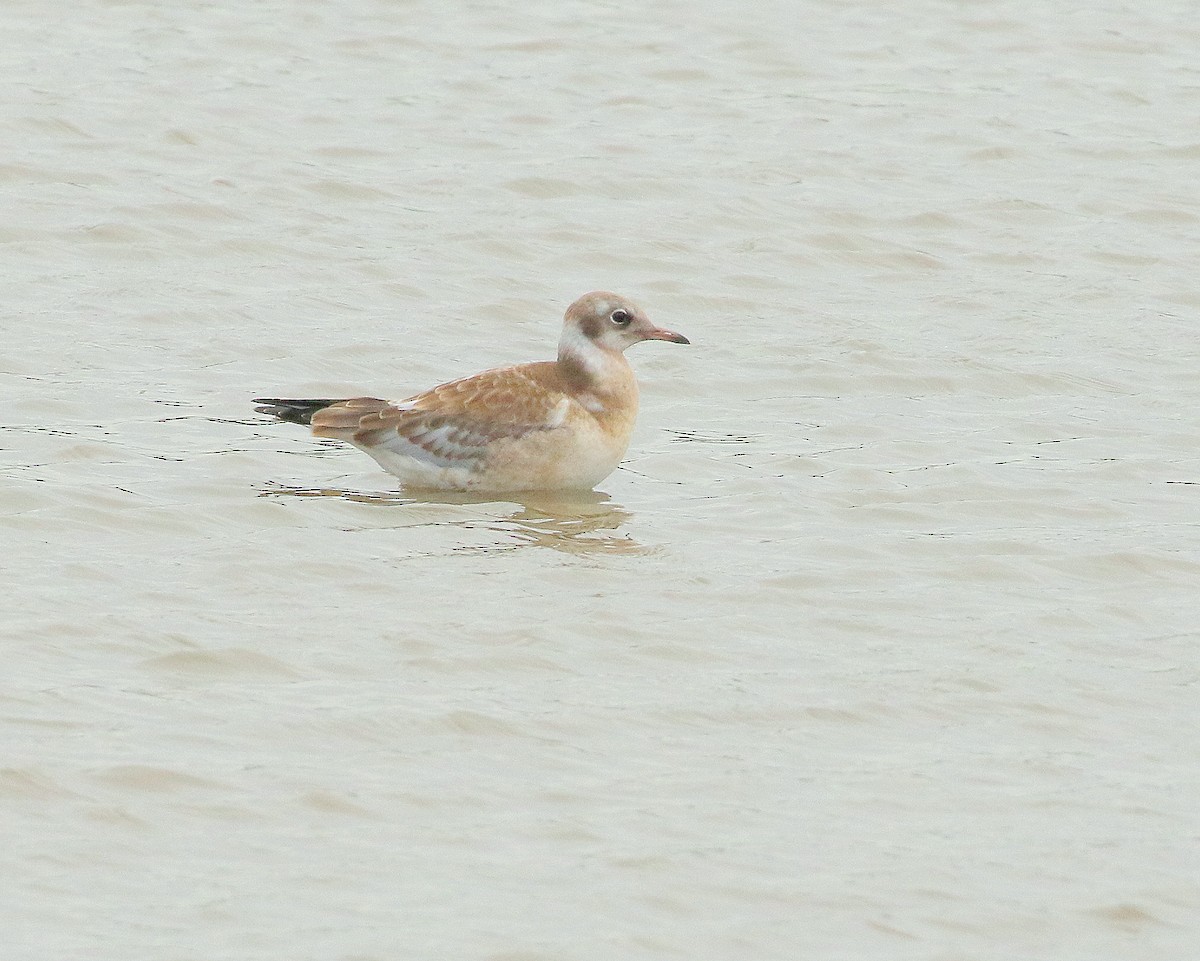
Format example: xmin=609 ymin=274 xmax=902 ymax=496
xmin=580 ymin=312 xmax=605 ymax=340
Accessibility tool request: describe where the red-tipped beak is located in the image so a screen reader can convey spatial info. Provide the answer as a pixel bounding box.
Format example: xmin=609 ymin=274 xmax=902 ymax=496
xmin=643 ymin=326 xmax=690 ymax=345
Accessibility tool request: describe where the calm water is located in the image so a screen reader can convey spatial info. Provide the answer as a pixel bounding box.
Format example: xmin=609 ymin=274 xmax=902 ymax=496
xmin=4 ymin=1 xmax=1199 ymax=958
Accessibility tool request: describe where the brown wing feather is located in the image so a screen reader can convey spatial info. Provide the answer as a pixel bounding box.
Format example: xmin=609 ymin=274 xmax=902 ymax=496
xmin=309 ymin=397 xmax=392 ymax=436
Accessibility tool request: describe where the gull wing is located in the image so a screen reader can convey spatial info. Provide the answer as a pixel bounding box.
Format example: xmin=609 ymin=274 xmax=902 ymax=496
xmin=311 ymin=363 xmax=570 ymax=469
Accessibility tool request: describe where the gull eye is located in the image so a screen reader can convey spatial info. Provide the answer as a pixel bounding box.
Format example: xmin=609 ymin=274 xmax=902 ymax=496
xmin=609 ymin=309 xmax=631 ymax=327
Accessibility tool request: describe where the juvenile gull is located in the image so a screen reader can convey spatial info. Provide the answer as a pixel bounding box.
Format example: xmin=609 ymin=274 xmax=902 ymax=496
xmin=254 ymin=292 xmax=689 ymax=492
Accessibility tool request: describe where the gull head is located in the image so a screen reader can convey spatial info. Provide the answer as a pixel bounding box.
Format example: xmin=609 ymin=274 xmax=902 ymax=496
xmin=561 ymin=292 xmax=690 ymax=356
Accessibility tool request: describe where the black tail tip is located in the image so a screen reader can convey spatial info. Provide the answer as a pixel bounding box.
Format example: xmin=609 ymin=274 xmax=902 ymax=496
xmin=253 ymin=397 xmax=341 ymax=426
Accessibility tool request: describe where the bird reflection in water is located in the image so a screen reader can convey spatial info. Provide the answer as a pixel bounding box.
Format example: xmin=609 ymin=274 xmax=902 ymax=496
xmin=257 ymin=482 xmax=649 ymax=557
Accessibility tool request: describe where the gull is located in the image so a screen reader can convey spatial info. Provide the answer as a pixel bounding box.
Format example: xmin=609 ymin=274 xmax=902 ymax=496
xmin=254 ymin=291 xmax=689 ymax=492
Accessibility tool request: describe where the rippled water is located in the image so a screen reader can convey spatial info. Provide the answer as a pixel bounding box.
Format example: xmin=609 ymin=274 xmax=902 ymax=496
xmin=5 ymin=1 xmax=1199 ymax=958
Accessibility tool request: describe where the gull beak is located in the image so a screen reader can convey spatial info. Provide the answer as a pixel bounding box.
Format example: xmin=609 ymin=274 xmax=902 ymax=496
xmin=643 ymin=327 xmax=690 ymax=345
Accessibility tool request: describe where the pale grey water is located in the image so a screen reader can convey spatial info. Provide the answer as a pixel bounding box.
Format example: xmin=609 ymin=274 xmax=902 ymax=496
xmin=4 ymin=1 xmax=1199 ymax=959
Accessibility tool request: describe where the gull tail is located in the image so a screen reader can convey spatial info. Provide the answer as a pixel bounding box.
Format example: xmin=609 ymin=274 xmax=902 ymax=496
xmin=253 ymin=398 xmax=348 ymax=426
